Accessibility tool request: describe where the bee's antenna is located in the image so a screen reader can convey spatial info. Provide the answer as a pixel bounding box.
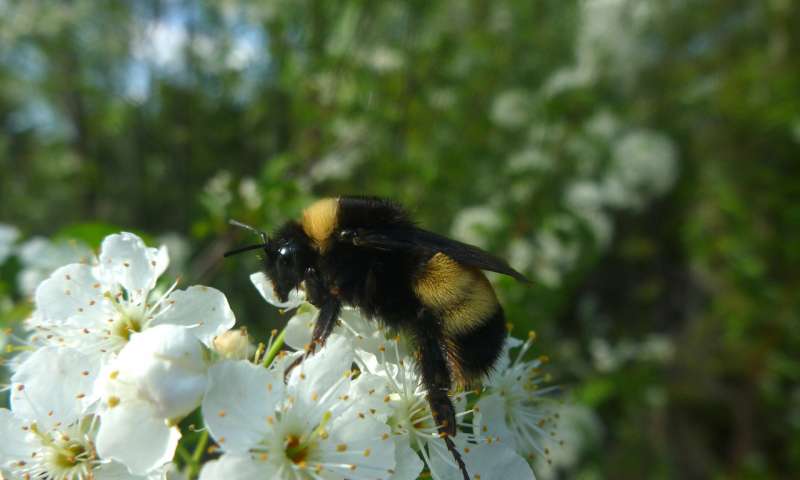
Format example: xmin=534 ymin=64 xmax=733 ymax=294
xmin=224 ymin=243 xmax=267 ymax=257
xmin=225 ymin=219 xmax=269 ymax=257
xmin=229 ymin=219 xmax=268 ymax=244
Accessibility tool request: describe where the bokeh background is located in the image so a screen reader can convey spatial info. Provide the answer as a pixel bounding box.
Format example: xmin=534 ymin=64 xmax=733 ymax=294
xmin=1 ymin=1 xmax=799 ymax=478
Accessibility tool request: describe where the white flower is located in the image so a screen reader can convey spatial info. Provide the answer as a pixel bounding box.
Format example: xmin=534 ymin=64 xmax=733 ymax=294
xmin=360 ymin=339 xmax=534 ymax=480
xmin=95 ymin=324 xmax=210 ymax=475
xmin=474 ymin=334 xmax=560 ymax=465
xmin=2 ymin=347 xmax=153 ymax=479
xmin=201 ymin=335 xmax=396 ymax=480
xmin=0 ymin=410 xmax=156 ymax=480
xmin=0 ymin=223 xmax=19 ymax=264
xmin=17 ymin=237 xmax=93 ymax=296
xmin=32 ymin=232 xmax=234 ymax=365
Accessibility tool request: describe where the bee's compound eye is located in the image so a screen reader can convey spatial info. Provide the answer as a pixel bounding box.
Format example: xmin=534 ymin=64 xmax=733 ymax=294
xmin=338 ymin=229 xmax=356 ymax=242
xmin=278 ymin=246 xmax=289 ymax=256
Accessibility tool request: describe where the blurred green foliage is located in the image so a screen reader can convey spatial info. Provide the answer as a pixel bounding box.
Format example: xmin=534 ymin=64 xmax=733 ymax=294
xmin=1 ymin=0 xmax=799 ymax=478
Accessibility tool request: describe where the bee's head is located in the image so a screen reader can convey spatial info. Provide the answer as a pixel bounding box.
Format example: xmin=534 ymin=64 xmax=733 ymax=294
xmin=263 ymin=222 xmax=314 ymax=302
xmin=224 ymin=220 xmax=315 ymax=303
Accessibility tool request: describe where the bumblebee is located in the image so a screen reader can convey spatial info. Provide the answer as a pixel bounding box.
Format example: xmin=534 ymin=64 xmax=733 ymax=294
xmin=225 ymin=196 xmax=527 ymax=479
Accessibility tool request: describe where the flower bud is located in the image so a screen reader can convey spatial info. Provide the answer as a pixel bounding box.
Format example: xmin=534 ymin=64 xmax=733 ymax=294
xmin=212 ymin=328 xmax=253 ymax=361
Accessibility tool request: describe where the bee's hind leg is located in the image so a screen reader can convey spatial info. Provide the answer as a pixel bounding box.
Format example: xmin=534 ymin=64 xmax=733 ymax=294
xmin=411 ymin=310 xmax=470 ymax=480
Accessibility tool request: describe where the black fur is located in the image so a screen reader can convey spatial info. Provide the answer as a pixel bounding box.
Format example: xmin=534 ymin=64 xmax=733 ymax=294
xmin=449 ymin=307 xmax=507 ymax=381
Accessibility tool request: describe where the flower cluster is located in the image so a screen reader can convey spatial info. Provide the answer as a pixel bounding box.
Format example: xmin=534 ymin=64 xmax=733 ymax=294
xmin=1 ymin=233 xmax=560 ymax=480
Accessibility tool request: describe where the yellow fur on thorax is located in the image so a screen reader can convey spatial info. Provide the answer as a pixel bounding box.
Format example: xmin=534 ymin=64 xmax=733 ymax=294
xmin=301 ymin=198 xmax=339 ymax=252
xmin=413 ymin=252 xmax=498 ymax=336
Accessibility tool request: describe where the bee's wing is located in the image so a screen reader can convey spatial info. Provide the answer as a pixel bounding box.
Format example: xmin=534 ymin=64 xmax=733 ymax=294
xmin=348 ymin=227 xmax=530 ymax=283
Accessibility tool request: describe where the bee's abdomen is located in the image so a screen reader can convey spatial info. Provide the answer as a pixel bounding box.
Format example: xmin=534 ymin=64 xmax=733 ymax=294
xmin=414 ymin=253 xmax=506 ymax=386
xmin=414 ymin=253 xmax=499 ymax=334
xmin=445 ymin=308 xmax=506 ymax=387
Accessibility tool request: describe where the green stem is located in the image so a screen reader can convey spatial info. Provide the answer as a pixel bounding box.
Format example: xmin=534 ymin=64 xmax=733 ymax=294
xmin=184 ymin=430 xmax=209 ymax=479
xmin=175 ymin=444 xmax=193 ymax=466
xmin=263 ymin=327 xmax=286 ymax=367
xmin=192 ymin=430 xmax=209 ymax=464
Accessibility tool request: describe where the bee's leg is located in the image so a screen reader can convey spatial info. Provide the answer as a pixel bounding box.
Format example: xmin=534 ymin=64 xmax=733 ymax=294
xmin=284 ymin=268 xmax=341 ymax=381
xmin=411 ymin=312 xmax=470 ymax=480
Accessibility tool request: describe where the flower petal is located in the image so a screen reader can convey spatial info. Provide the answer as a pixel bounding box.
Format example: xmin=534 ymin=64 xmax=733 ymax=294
xmin=203 ymin=360 xmax=283 ymax=453
xmin=98 ymin=232 xmax=167 ymax=297
xmin=151 ymin=286 xmax=235 ymax=346
xmin=249 ymin=272 xmax=304 ymax=309
xmin=34 ymin=263 xmax=108 ymax=324
xmin=0 ymin=409 xmax=35 ymax=466
xmin=319 ymin=414 xmax=395 ymax=479
xmin=10 ymin=347 xmax=95 ymax=428
xmin=199 ymin=455 xmax=275 ymax=480
xmin=288 ymin=334 xmax=353 ymax=411
xmin=283 ymin=304 xmax=317 ymax=351
xmin=106 ymin=325 xmax=208 ymax=421
xmin=429 ymin=441 xmax=535 ymax=480
xmin=93 ymin=461 xmax=154 ymax=480
xmin=473 ymin=393 xmax=514 ymax=444
xmin=390 ymin=438 xmax=424 ymax=480
xmin=97 ymin=402 xmax=181 ymax=476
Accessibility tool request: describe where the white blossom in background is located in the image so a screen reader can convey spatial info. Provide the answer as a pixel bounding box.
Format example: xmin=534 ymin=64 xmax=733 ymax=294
xmin=16 ymin=236 xmax=93 ymax=296
xmin=0 ymin=223 xmax=19 ymax=264
xmin=507 ymin=238 xmax=535 ymax=277
xmin=565 ymin=180 xmax=614 ymax=247
xmin=95 ymin=325 xmax=210 ymax=475
xmin=491 ymin=89 xmax=534 ymax=129
xmin=31 ymin=232 xmax=234 ymax=370
xmin=362 ymin=45 xmax=405 ymax=73
xmin=2 ymin=347 xmax=155 ymax=479
xmin=238 ymin=177 xmax=263 ymax=211
xmin=530 ymin=219 xmax=581 ymax=288
xmin=156 ymin=232 xmax=191 ymax=278
xmin=608 ymin=130 xmax=678 ymax=209
xmin=201 ymin=335 xmax=396 ymax=480
xmin=201 ymin=170 xmax=234 ymax=219
xmin=450 ymin=205 xmax=503 ymax=250
xmin=590 ymin=334 xmax=675 ymax=373
xmin=532 ymin=404 xmax=601 ymax=480
xmin=585 ymin=110 xmax=620 ymax=140
xmin=506 ymin=147 xmax=553 ymax=175
xmin=545 ymin=0 xmax=656 ymax=96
